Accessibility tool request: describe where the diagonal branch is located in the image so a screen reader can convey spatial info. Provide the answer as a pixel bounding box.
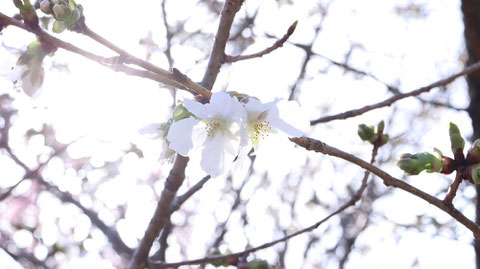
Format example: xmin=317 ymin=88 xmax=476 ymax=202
xmin=290 ymin=136 xmax=480 ymax=238
xmin=148 ymin=159 xmax=371 ymax=269
xmin=201 ymin=0 xmax=245 ymax=89
xmin=224 ymin=21 xmax=297 ymax=63
xmin=127 ymin=155 xmax=189 ymax=269
xmin=310 ymin=60 xmax=480 ymax=125
xmin=0 ymin=12 xmax=202 ymax=95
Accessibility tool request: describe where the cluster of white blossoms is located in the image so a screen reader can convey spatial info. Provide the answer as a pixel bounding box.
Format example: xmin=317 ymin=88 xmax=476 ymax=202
xmin=152 ymin=92 xmax=309 ymax=177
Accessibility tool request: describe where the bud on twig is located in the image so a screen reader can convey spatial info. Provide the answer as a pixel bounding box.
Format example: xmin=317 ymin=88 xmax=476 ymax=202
xmin=449 ymin=122 xmax=465 ymax=155
xmin=358 ymin=124 xmax=376 ymax=143
xmin=466 ymin=139 xmax=480 ymax=164
xmin=396 ymin=152 xmax=443 ymax=175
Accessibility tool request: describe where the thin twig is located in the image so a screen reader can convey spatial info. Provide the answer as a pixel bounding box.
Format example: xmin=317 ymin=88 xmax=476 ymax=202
xmin=0 ymin=12 xmax=198 ymax=94
xmin=42 ymin=180 xmax=134 ymax=257
xmin=0 ymin=239 xmax=51 ymax=269
xmin=148 ymin=161 xmax=371 ymax=269
xmin=201 ymin=0 xmax=245 ymax=89
xmin=289 ymin=136 xmax=480 ymax=238
xmin=224 ymin=21 xmax=297 ymax=63
xmin=443 ymin=172 xmax=464 ymax=206
xmin=310 ymin=60 xmax=480 ymax=125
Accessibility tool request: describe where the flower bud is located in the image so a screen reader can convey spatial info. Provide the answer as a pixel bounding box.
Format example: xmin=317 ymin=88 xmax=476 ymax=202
xmin=449 ymin=122 xmax=465 ymax=155
xmin=358 ymin=124 xmax=376 ymax=143
xmin=397 ymin=152 xmax=443 ymax=175
xmin=468 ymin=164 xmax=480 ymax=184
xmin=53 ymin=4 xmax=72 ymax=21
xmin=466 ymin=139 xmax=480 ymax=164
xmin=379 ymin=134 xmax=389 ymax=146
xmin=40 ymin=0 xmax=51 ymax=13
xmin=377 ymin=120 xmax=385 ymax=133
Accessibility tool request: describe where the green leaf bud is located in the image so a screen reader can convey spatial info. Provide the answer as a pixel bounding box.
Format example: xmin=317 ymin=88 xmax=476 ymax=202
xmin=397 ymin=152 xmax=443 ymax=175
xmin=467 ymin=139 xmax=480 ymax=164
xmin=449 ymin=122 xmax=465 ymax=155
xmin=469 ymin=164 xmax=480 ymax=184
xmin=377 ymin=120 xmax=385 ymax=133
xmin=358 ymin=124 xmax=376 ymax=143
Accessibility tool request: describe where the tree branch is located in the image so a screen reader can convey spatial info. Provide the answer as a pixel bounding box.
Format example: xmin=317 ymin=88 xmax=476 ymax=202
xmin=128 ymin=155 xmax=189 ymax=269
xmin=224 ymin=21 xmax=297 ymax=63
xmin=201 ymin=0 xmax=244 ymax=89
xmin=310 ymin=60 xmax=480 ymax=125
xmin=148 ymin=157 xmax=371 ymax=268
xmin=0 ymin=12 xmax=201 ymax=95
xmin=290 ymin=136 xmax=480 ymax=238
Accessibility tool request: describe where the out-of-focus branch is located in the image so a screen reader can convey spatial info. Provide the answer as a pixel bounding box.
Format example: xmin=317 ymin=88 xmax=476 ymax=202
xmin=224 ymin=21 xmax=297 ymax=63
xmin=128 ymin=155 xmax=189 ymax=269
xmin=153 ymin=175 xmax=211 ymax=261
xmin=0 ymin=12 xmax=204 ymax=96
xmin=290 ymin=136 xmax=480 ymax=238
xmin=148 ymin=162 xmax=371 ymax=268
xmin=310 ymin=60 xmax=480 ymax=125
xmin=0 ymin=237 xmax=51 ymax=269
xmin=41 ymin=180 xmax=133 ymax=257
xmin=0 ymin=124 xmax=132 ymax=256
xmin=201 ymin=0 xmax=244 ymax=89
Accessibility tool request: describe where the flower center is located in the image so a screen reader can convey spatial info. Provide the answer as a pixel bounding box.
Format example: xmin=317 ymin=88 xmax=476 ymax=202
xmin=250 ymin=119 xmax=272 ymax=140
xmin=205 ymin=120 xmax=226 ymax=136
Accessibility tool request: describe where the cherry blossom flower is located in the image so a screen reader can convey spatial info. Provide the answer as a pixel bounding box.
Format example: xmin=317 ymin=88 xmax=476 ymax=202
xmin=167 ymin=92 xmax=245 ymax=177
xmin=243 ymin=97 xmax=308 ymax=150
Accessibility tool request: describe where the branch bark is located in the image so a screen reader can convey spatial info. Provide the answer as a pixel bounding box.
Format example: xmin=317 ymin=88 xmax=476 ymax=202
xmin=310 ymin=60 xmax=480 ymax=124
xmin=290 ymin=136 xmax=480 ymax=238
xmin=201 ymin=0 xmax=244 ymax=89
xmin=127 ymin=156 xmax=189 ymax=269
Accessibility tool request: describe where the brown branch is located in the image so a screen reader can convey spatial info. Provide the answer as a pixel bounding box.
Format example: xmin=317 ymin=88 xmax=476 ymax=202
xmin=224 ymin=21 xmax=297 ymax=63
xmin=443 ymin=171 xmax=464 ymax=206
xmin=0 ymin=238 xmax=51 ymax=269
xmin=148 ymin=157 xmax=370 ymax=269
xmin=290 ymin=136 xmax=480 ymax=238
xmin=128 ymin=155 xmax=189 ymax=269
xmin=42 ymin=180 xmax=134 ymax=257
xmin=152 ymin=175 xmax=211 ymax=261
xmin=201 ymin=0 xmax=245 ymax=89
xmin=310 ymin=60 xmax=480 ymax=125
xmin=0 ymin=12 xmax=198 ymax=94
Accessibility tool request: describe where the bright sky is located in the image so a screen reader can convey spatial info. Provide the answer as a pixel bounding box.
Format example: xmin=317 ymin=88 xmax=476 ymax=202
xmin=0 ymin=0 xmax=476 ymax=268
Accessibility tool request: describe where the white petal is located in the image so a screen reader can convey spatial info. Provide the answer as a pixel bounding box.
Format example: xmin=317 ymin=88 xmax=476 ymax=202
xmin=139 ymin=123 xmax=162 ymax=135
xmin=270 ymin=118 xmax=305 ymax=137
xmin=166 ymin=117 xmax=199 ymax=156
xmin=209 ymin=92 xmax=233 ymax=118
xmin=184 ymin=99 xmax=208 ymax=119
xmin=200 ymin=134 xmax=229 ymax=177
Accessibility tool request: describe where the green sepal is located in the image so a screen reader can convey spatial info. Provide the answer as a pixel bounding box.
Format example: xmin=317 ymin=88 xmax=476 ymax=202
xmin=172 ymin=103 xmax=193 ymax=122
xmin=52 ymin=20 xmax=66 ymax=33
xmin=449 ymin=122 xmax=465 ymax=155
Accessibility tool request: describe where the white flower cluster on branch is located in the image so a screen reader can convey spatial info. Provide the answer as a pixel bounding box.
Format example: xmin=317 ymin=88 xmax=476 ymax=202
xmin=148 ymin=92 xmax=309 ymax=177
